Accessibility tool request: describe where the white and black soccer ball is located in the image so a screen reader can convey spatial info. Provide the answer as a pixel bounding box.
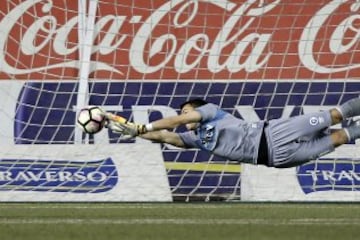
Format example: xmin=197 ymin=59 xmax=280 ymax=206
xmin=77 ymin=106 xmax=106 ymax=134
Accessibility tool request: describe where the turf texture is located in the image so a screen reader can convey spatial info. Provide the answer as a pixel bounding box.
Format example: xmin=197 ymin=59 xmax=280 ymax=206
xmin=0 ymin=203 xmax=359 ymax=240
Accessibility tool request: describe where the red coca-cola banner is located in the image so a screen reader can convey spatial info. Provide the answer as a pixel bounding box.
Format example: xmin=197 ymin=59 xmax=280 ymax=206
xmin=0 ymin=0 xmax=359 ymax=80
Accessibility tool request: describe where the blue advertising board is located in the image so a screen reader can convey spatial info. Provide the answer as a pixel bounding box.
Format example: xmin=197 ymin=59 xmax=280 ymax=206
xmin=13 ymin=81 xmax=360 ymax=198
xmin=0 ymin=158 xmax=118 ymax=193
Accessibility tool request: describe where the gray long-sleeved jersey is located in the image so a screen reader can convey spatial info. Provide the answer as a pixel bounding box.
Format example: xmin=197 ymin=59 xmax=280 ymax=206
xmin=178 ymin=103 xmax=265 ymax=164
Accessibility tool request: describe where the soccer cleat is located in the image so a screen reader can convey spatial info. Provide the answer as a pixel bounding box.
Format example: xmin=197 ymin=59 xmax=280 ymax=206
xmin=345 ymin=118 xmax=360 ymax=141
xmin=347 ymin=116 xmax=360 ymax=126
xmin=338 ymin=98 xmax=360 ymax=119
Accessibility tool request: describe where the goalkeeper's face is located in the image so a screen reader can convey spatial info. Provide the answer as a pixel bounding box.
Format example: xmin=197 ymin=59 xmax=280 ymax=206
xmin=181 ymin=104 xmax=199 ymax=131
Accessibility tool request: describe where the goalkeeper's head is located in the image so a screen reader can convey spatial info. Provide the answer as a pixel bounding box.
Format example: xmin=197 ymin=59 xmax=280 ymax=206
xmin=180 ymin=99 xmax=208 ymax=130
xmin=180 ymin=99 xmax=208 ymax=111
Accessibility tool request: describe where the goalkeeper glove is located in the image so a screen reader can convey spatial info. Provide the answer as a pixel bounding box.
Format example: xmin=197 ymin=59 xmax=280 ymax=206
xmin=106 ymin=121 xmax=125 ymax=135
xmin=103 ymin=112 xmax=128 ymax=124
xmin=102 ymin=111 xmax=130 ymax=135
xmin=115 ymin=122 xmax=147 ymax=137
xmin=103 ymin=112 xmax=149 ymax=137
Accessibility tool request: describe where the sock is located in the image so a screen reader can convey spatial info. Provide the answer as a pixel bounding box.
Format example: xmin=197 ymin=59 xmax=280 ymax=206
xmin=337 ymin=98 xmax=360 ymax=119
xmin=345 ymin=121 xmax=360 ymax=141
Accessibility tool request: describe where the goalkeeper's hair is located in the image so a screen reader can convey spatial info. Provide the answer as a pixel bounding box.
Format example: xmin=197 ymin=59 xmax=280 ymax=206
xmin=180 ymin=99 xmax=208 ymax=110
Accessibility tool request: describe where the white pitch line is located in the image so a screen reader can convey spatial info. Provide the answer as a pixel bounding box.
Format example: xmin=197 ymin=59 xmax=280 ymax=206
xmin=1 ymin=218 xmax=360 ymax=225
xmin=0 ymin=204 xmax=360 ymax=210
xmin=0 ymin=204 xmax=239 ymax=210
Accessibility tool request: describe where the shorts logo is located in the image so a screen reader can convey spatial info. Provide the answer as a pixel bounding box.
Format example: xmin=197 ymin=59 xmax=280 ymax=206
xmin=309 ymin=117 xmax=319 ymax=125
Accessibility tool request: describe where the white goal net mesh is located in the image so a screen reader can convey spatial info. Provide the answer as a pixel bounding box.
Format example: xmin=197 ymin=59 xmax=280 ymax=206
xmin=0 ymin=0 xmax=359 ymax=201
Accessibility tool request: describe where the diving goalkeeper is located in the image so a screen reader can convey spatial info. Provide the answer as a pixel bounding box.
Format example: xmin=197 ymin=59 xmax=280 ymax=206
xmin=104 ymin=98 xmax=360 ymax=168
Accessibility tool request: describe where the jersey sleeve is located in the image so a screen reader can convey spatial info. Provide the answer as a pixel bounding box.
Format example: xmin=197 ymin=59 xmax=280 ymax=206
xmin=178 ymin=131 xmax=199 ymax=149
xmin=195 ymin=103 xmax=219 ymax=122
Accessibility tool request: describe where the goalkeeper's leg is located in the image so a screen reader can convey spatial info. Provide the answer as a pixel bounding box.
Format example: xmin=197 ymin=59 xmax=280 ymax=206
xmin=272 ymin=125 xmax=359 ymax=168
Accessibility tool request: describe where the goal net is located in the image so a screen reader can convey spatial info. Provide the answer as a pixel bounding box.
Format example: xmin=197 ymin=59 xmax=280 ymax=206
xmin=0 ymin=0 xmax=359 ymax=202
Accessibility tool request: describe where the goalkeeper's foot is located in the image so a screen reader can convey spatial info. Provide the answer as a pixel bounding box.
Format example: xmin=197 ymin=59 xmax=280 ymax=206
xmin=338 ymin=97 xmax=360 ymax=119
xmin=345 ymin=117 xmax=360 ymax=141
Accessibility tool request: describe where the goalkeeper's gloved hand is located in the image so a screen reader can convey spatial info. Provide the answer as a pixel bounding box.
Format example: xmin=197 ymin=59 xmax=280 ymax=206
xmin=106 ymin=121 xmax=125 ymax=135
xmin=115 ymin=122 xmax=147 ymax=137
xmin=103 ymin=112 xmax=128 ymax=125
xmin=102 ymin=112 xmax=148 ymax=137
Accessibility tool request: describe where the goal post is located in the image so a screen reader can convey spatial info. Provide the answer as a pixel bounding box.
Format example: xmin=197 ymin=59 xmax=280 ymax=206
xmin=0 ymin=0 xmax=359 ymax=202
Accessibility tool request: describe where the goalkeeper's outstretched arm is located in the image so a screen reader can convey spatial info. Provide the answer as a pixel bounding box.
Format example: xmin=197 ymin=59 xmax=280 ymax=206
xmin=103 ymin=110 xmax=197 ymax=148
xmin=146 ymin=110 xmax=201 ymax=131
xmin=105 ymin=108 xmax=201 ymax=136
xmin=139 ymin=130 xmax=186 ymax=148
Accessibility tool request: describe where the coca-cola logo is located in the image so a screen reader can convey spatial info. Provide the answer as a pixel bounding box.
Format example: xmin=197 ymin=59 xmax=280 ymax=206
xmin=0 ymin=0 xmax=359 ymax=79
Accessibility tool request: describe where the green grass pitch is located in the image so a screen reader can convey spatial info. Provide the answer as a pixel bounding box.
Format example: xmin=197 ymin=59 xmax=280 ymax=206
xmin=0 ymin=203 xmax=359 ymax=240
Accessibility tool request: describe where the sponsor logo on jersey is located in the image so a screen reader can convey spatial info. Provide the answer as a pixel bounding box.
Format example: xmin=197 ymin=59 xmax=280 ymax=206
xmin=0 ymin=158 xmax=118 ymax=193
xmin=199 ymin=124 xmax=216 ymax=148
xmin=297 ymin=159 xmax=360 ymax=194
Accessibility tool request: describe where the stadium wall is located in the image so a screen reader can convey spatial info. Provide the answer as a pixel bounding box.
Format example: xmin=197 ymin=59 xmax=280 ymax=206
xmin=0 ymin=0 xmax=360 ymax=201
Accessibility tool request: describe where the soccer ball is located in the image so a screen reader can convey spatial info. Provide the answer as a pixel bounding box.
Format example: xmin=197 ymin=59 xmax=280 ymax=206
xmin=77 ymin=106 xmax=106 ymax=134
